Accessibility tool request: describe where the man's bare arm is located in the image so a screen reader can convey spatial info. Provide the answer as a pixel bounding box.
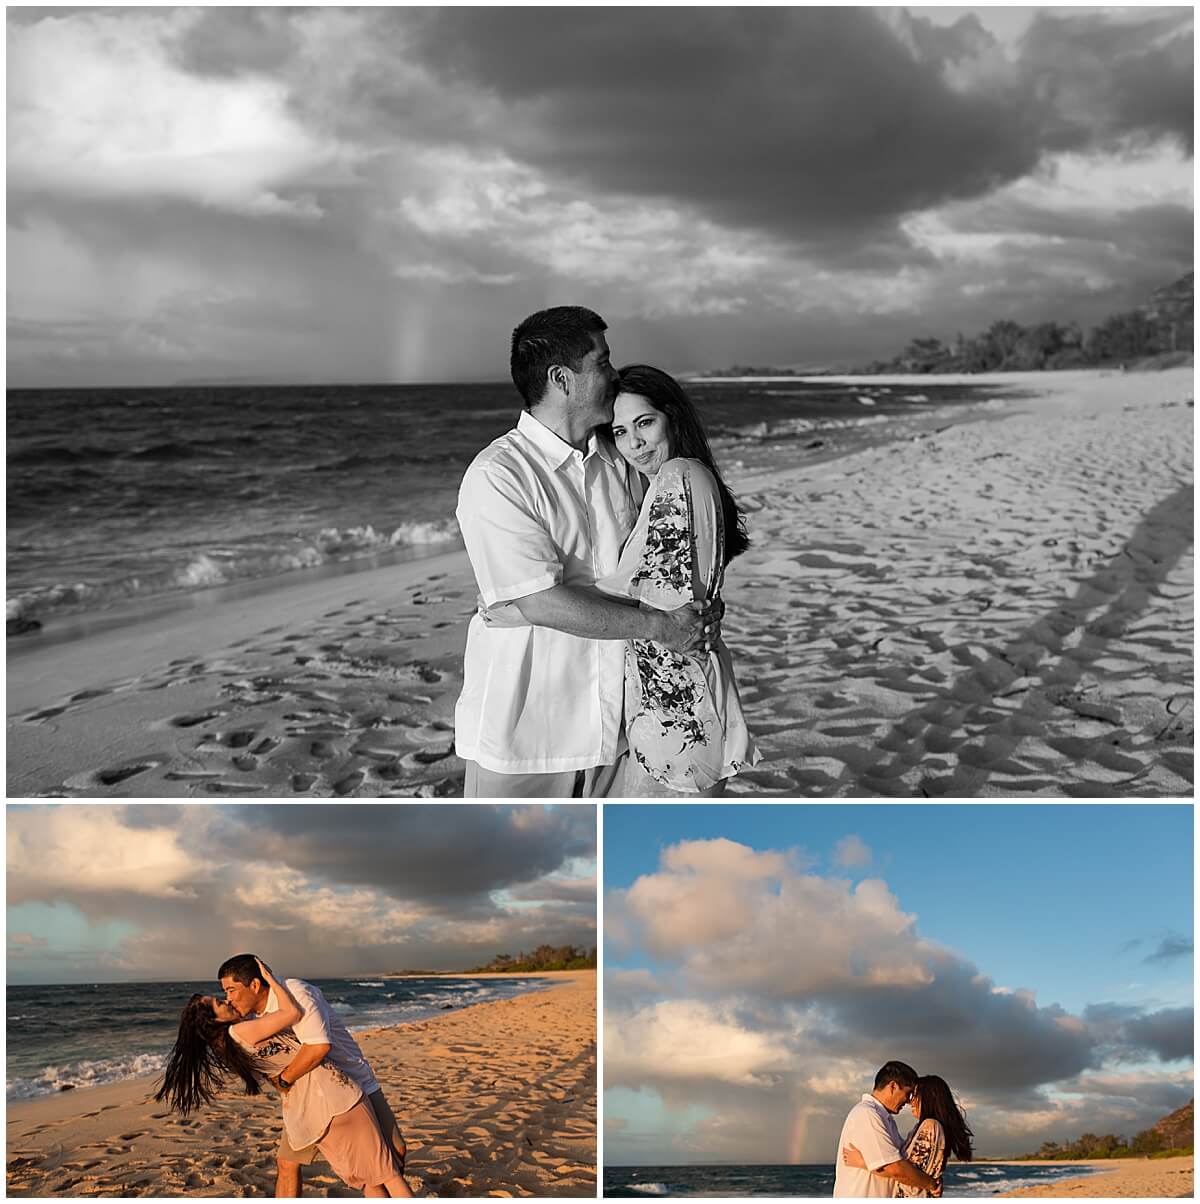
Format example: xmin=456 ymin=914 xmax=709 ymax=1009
xmin=874 ymin=1159 xmax=941 ymax=1195
xmin=513 ymin=585 xmax=712 ymax=653
xmin=274 ymin=1041 xmax=331 ymax=1091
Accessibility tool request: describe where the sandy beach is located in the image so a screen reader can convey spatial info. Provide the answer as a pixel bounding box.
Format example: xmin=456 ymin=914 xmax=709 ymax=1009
xmin=994 ymin=1155 xmax=1194 ymax=1197
xmin=7 ymin=366 xmax=1192 ymax=798
xmin=6 ymin=971 xmax=595 ymax=1198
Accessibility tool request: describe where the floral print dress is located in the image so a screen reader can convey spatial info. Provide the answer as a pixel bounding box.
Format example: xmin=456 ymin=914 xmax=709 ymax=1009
xmin=601 ymin=457 xmax=759 ymax=794
xmin=894 ymin=1119 xmax=946 ymax=1198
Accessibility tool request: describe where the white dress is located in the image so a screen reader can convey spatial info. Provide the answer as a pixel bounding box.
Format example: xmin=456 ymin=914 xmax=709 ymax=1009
xmin=600 ymin=457 xmax=759 ymax=794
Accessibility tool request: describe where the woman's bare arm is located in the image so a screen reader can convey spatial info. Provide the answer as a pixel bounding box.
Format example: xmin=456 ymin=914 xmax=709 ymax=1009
xmin=228 ymin=959 xmax=303 ymax=1046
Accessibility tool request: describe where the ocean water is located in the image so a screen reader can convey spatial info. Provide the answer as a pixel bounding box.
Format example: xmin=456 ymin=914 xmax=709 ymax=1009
xmin=7 ymin=380 xmax=995 ymax=626
xmin=6 ymin=975 xmax=551 ymax=1101
xmin=604 ymin=1161 xmax=1105 ymax=1197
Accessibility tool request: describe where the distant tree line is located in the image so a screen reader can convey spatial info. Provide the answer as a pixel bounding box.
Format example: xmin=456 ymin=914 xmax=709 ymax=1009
xmin=860 ymin=272 xmax=1193 ymax=374
xmin=1015 ymin=1128 xmax=1192 ymax=1161
xmin=470 ymin=944 xmax=597 ymax=973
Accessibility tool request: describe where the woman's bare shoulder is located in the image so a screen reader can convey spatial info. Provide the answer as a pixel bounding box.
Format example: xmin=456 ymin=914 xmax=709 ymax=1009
xmin=659 ymin=457 xmax=718 ymax=493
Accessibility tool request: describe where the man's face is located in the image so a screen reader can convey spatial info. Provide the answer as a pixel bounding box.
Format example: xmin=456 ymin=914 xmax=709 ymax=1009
xmin=568 ymin=332 xmax=619 ymax=427
xmin=881 ymin=1081 xmax=914 ymax=1114
xmin=220 ymin=974 xmax=261 ymax=1017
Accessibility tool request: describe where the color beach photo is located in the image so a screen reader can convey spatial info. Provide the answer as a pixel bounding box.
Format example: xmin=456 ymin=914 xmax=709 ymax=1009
xmin=6 ymin=802 xmax=598 ymax=1197
xmin=6 ymin=7 xmax=1194 ymax=799
xmin=603 ymin=803 xmax=1194 ymax=1197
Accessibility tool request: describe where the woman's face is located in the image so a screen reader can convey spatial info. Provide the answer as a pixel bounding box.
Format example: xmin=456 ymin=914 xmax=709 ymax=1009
xmin=209 ymin=997 xmax=239 ymax=1023
xmin=612 ymin=392 xmax=672 ymax=477
xmin=910 ymin=1091 xmax=922 ymax=1120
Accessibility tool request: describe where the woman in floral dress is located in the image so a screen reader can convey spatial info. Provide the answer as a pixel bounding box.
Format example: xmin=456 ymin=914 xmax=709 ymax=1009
xmin=601 ymin=364 xmax=759 ymax=796
xmin=843 ymin=1074 xmax=974 ymax=1197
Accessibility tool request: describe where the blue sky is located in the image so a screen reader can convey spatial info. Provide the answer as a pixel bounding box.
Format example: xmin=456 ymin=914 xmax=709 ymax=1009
xmin=6 ymin=803 xmax=595 ymax=983
xmin=7 ymin=7 xmax=1192 ymax=385
xmin=604 ymin=803 xmax=1193 ymax=1163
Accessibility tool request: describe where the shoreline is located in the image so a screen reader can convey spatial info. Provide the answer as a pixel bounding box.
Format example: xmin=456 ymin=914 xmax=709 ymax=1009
xmin=7 ymin=379 xmax=1010 ymax=651
xmin=7 ymin=971 xmax=596 ymax=1198
xmin=7 ymin=971 xmax=568 ymax=1108
xmin=7 ymin=366 xmax=1192 ymax=798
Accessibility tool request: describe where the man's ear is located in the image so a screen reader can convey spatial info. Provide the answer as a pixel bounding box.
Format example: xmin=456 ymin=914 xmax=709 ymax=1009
xmin=548 ymin=364 xmax=569 ymax=396
xmin=251 ymin=977 xmax=265 ymax=994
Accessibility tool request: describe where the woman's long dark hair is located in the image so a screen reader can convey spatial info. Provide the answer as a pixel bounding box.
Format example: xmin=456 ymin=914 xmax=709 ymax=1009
xmin=614 ymin=364 xmax=750 ymax=566
xmin=154 ymin=994 xmax=264 ymax=1115
xmin=917 ymin=1074 xmax=974 ymax=1162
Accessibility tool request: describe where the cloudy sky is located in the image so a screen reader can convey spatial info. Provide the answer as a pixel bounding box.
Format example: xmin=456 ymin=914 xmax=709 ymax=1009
xmin=6 ymin=802 xmax=595 ymax=982
xmin=7 ymin=6 xmax=1192 ymax=386
xmin=605 ymin=804 xmax=1193 ymax=1162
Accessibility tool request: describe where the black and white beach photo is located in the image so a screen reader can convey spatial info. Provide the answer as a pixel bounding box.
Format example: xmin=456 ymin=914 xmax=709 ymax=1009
xmin=7 ymin=6 xmax=1193 ymax=798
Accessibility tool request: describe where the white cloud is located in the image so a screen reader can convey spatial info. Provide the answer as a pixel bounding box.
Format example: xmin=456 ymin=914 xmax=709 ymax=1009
xmin=7 ymin=807 xmax=203 ymax=900
xmin=8 ymin=10 xmax=342 ymax=216
xmin=618 ymin=839 xmax=932 ymax=994
xmin=832 ymin=834 xmax=873 ymax=869
xmin=606 ymin=999 xmax=785 ymax=1087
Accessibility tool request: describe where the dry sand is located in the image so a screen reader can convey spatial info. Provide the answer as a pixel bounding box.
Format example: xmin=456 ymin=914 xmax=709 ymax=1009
xmin=5 ymin=971 xmax=596 ymax=1198
xmin=994 ymin=1155 xmax=1193 ymax=1197
xmin=7 ymin=367 xmax=1193 ymax=797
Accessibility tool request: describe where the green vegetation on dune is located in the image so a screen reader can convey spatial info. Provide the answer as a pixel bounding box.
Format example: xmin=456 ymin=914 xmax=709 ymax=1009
xmin=1012 ymin=1100 xmax=1193 ymax=1161
xmin=468 ymin=944 xmax=597 ymax=973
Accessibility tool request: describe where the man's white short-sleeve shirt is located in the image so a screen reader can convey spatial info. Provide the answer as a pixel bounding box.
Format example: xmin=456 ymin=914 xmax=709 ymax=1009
xmin=266 ymin=979 xmax=379 ymax=1096
xmin=833 ymin=1094 xmax=905 ymax=1197
xmin=454 ymin=409 xmax=639 ymax=774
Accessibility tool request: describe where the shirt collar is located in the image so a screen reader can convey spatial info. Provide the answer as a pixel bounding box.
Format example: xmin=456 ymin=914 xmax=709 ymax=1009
xmin=517 ymin=408 xmax=618 ymax=469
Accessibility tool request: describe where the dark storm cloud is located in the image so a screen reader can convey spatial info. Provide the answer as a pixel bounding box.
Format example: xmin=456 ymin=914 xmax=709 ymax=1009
xmin=1118 ymin=1008 xmax=1195 ymax=1063
xmin=800 ymin=956 xmax=1099 ymax=1092
xmin=397 ymin=7 xmax=1034 ymax=246
xmin=167 ymin=7 xmax=300 ymax=78
xmin=371 ymin=7 xmax=1191 ymax=252
xmin=220 ymin=803 xmax=595 ymax=902
xmin=1019 ymin=9 xmax=1194 ymax=155
xmin=1143 ymin=935 xmax=1194 ymax=965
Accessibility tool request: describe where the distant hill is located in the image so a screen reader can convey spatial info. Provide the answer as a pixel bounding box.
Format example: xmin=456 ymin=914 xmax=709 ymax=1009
xmin=1154 ymin=1099 xmax=1194 ymax=1149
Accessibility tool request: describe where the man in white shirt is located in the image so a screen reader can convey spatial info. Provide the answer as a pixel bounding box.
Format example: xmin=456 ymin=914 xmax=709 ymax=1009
xmin=454 ymin=305 xmax=713 ymax=797
xmin=833 ymin=1061 xmax=942 ymax=1197
xmin=218 ymin=953 xmax=409 ymax=1198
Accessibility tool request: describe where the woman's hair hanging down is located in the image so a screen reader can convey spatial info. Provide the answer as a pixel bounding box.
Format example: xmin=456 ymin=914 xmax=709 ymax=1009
xmin=154 ymin=994 xmax=263 ymax=1115
xmin=917 ymin=1074 xmax=974 ymax=1162
xmin=614 ymin=364 xmax=750 ymax=565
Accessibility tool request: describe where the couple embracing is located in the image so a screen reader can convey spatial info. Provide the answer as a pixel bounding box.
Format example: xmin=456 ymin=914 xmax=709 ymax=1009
xmin=157 ymin=955 xmax=412 ymax=1198
xmin=834 ymin=1060 xmax=974 ymax=1198
xmin=456 ymin=305 xmax=760 ymax=797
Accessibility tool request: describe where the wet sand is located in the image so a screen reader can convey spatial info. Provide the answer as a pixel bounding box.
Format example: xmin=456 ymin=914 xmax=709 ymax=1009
xmin=6 ymin=971 xmax=596 ymax=1198
xmin=7 ymin=366 xmax=1192 ymax=797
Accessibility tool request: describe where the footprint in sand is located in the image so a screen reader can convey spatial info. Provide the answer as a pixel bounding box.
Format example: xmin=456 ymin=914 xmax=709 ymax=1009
xmin=84 ymin=761 xmax=161 ymax=787
xmin=168 ymin=710 xmax=226 ymax=728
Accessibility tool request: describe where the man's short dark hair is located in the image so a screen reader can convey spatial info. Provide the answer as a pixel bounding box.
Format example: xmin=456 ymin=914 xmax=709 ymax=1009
xmin=217 ymin=953 xmax=261 ymax=986
xmin=874 ymin=1060 xmax=919 ymax=1091
xmin=510 ymin=306 xmax=606 ymax=407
